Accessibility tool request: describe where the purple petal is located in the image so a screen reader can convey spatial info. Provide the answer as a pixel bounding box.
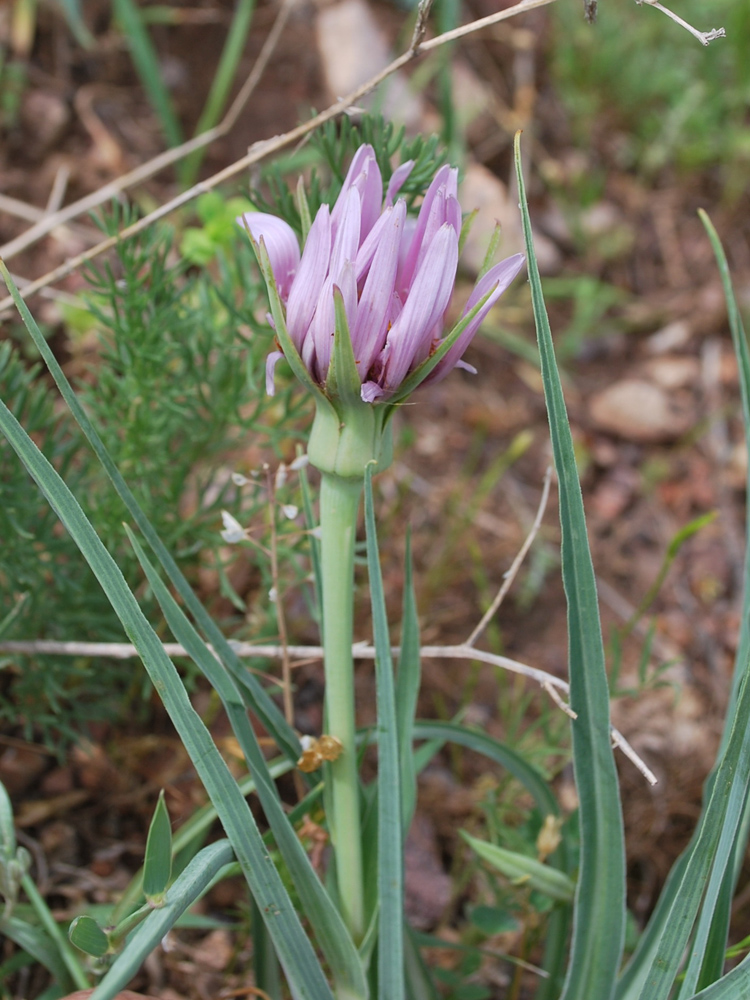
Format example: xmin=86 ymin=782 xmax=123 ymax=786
xmin=265 ymin=350 xmax=284 ymax=395
xmin=381 ymin=223 xmax=459 ymax=392
xmin=352 ymin=200 xmax=405 ymax=377
xmin=385 ymin=160 xmax=414 ymax=206
xmin=426 ymin=252 xmax=526 ymax=385
xmin=238 ymin=213 xmax=300 ymax=302
xmin=361 ymin=380 xmax=385 ymax=403
xmin=310 ymin=277 xmax=336 ymax=378
xmin=330 ymin=188 xmax=361 ymax=277
xmin=332 ymin=145 xmax=382 ymax=242
xmin=397 ymin=165 xmax=458 ymax=297
xmin=286 ymin=204 xmax=331 ymax=350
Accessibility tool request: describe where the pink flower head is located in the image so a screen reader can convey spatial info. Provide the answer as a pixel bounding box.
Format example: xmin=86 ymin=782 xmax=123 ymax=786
xmin=239 ymin=145 xmax=525 ymax=404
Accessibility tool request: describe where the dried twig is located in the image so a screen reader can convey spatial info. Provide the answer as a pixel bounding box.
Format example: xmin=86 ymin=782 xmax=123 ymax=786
xmin=0 ymin=0 xmax=557 ymax=315
xmin=0 ymin=636 xmax=656 ymax=784
xmin=465 ymin=466 xmax=552 ymax=647
xmin=0 ymin=0 xmax=298 ymax=266
xmin=636 ymin=0 xmax=725 ymax=45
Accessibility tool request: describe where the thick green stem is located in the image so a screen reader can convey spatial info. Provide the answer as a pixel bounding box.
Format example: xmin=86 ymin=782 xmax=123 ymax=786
xmin=320 ymin=471 xmax=365 ymax=943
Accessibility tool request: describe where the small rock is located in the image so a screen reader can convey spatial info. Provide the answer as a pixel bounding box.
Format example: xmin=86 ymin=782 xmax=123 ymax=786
xmin=459 ymin=162 xmax=560 ymax=274
xmin=192 ymin=928 xmax=233 ymax=971
xmin=645 ymin=321 xmax=691 ymax=355
xmin=642 ymin=356 xmax=700 ymax=390
xmin=316 ymin=0 xmax=421 ymax=128
xmin=589 ymin=379 xmax=694 ymax=443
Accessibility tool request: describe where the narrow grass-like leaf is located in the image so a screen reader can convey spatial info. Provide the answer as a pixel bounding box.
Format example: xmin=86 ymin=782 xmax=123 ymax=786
xmin=111 ymin=759 xmax=294 ymax=924
xmin=364 ymin=462 xmax=404 ymax=1000
xmin=0 ymin=917 xmax=74 ymax=990
xmin=411 ymin=722 xmax=558 ymax=821
xmin=0 ymin=400 xmax=333 ymax=1000
xmin=404 ymin=924 xmax=439 ymax=1000
xmin=634 ymin=665 xmax=750 ymax=999
xmin=461 ymin=832 xmax=575 ymax=904
xmin=126 ymin=528 xmax=367 ymax=1000
xmin=113 ymin=0 xmax=183 ymax=149
xmin=687 ymin=951 xmax=750 ymax=999
xmin=181 ymin=0 xmax=256 ymax=185
xmin=142 ymin=790 xmax=172 ymax=901
xmin=515 ymin=131 xmax=625 ymax=1000
xmin=696 ymin=212 xmax=750 ymax=989
xmin=0 ymin=262 xmax=301 ymax=770
xmin=299 ymin=462 xmax=323 ymax=634
xmin=396 ymin=530 xmax=420 ymax=835
xmin=20 ymin=874 xmax=90 ymax=990
xmin=619 ymin=214 xmax=750 ymax=999
xmin=88 ymin=841 xmax=234 ymax=1000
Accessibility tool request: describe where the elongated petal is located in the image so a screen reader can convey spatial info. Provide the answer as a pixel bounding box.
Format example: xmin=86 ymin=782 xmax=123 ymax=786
xmin=331 ymin=144 xmax=382 ymax=241
xmin=426 ymin=252 xmax=526 ymax=384
xmin=385 ymin=160 xmax=414 ymax=205
xmin=361 ymin=380 xmax=385 ymax=403
xmin=382 ymin=223 xmax=458 ymax=391
xmin=238 ymin=213 xmax=300 ymax=302
xmin=397 ymin=165 xmax=457 ymax=296
xmin=286 ymin=204 xmax=331 ymax=350
xmin=265 ymin=350 xmax=285 ymax=396
xmin=310 ymin=277 xmax=336 ymax=379
xmin=330 ymin=188 xmax=361 ymax=278
xmin=352 ymin=200 xmax=405 ymax=377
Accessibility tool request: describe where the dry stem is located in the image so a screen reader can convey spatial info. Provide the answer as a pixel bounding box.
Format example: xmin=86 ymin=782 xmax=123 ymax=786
xmin=0 ymin=637 xmax=656 ymax=784
xmin=0 ymin=0 xmax=557 ymax=315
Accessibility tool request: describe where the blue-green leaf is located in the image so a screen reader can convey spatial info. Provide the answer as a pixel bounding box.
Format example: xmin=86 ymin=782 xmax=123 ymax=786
xmin=515 ymin=131 xmax=625 ymax=1000
xmin=364 ymin=462 xmax=404 ymax=1000
xmin=143 ymin=790 xmax=172 ymax=902
xmin=0 ymin=397 xmax=333 ymax=1000
xmin=69 ymin=915 xmax=110 ymax=958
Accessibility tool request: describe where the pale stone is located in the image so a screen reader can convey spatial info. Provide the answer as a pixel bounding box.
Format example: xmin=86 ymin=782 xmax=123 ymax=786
xmin=459 ymin=161 xmax=561 ymax=275
xmin=589 ymin=378 xmax=694 ymax=443
xmin=316 ymin=0 xmax=422 ymax=128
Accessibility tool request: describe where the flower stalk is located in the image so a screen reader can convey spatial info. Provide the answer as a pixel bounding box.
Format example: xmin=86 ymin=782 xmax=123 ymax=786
xmin=241 ymin=142 xmax=525 ymax=947
xmin=319 ymin=471 xmax=365 ymax=942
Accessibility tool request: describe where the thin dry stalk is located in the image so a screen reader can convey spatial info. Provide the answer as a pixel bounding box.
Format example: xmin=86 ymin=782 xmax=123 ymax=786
xmin=465 ymin=466 xmax=552 ymax=647
xmin=0 ymin=0 xmax=557 ymax=315
xmin=0 ymin=0 xmax=298 ymax=266
xmin=0 ymin=635 xmax=656 ymax=784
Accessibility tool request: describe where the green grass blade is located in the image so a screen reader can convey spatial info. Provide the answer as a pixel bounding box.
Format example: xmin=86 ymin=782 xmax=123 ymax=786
xmin=181 ymin=0 xmax=256 ymax=186
xmin=462 ymin=832 xmax=575 ymax=903
xmin=411 ymin=721 xmax=558 ymax=819
xmin=686 ymin=951 xmax=750 ymax=999
xmin=142 ymin=790 xmax=172 ymax=901
xmin=127 ymin=529 xmax=368 ymax=1000
xmin=699 ymin=210 xmax=750 ymax=722
xmin=0 ymin=399 xmax=333 ymax=1000
xmin=0 ymin=917 xmax=74 ymax=990
xmin=113 ymin=0 xmax=184 ymax=149
xmin=0 ymin=262 xmax=302 ymax=770
xmin=633 ymin=666 xmax=750 ymax=999
xmin=620 ymin=215 xmax=750 ymax=998
xmin=364 ymin=463 xmax=404 ymax=1000
xmin=514 ymin=131 xmax=625 ymax=1000
xmin=88 ymin=841 xmax=234 ymax=1000
xmin=396 ymin=529 xmax=420 ymax=835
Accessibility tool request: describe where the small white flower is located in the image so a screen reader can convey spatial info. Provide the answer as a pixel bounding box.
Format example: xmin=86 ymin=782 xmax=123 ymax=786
xmin=281 ymin=504 xmax=299 ymax=520
xmin=220 ymin=510 xmax=246 ymax=543
xmin=299 ymin=734 xmax=316 ymax=751
xmin=310 ymin=525 xmax=323 ymax=540
xmin=275 ymin=463 xmax=288 ymax=490
xmin=268 ymin=586 xmax=278 ymax=603
xmin=231 ymin=472 xmax=249 ymax=486
xmin=290 ymin=454 xmax=309 ymax=471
